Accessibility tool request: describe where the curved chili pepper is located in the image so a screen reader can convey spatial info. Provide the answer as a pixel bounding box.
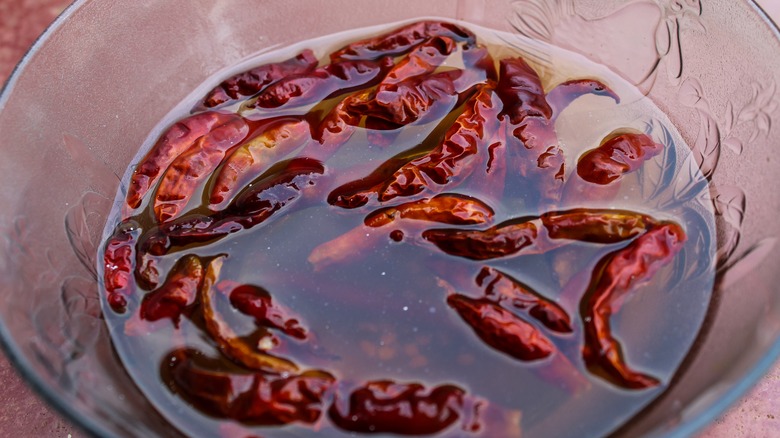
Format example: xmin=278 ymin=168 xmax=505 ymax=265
xmin=297 ymin=90 xmax=365 ymax=162
xmin=580 ymin=222 xmax=686 ymax=389
xmin=153 ymin=113 xmax=249 ymax=223
xmin=328 ymin=380 xmax=467 ymax=435
xmin=102 ymin=220 xmax=140 ymax=313
xmin=576 ymin=131 xmax=663 ymax=185
xmin=201 ymin=257 xmax=300 ymax=373
xmin=166 ymin=348 xmax=334 ymax=424
xmin=226 ymin=283 xmax=308 ymax=340
xmin=198 ymin=49 xmax=319 ymax=109
xmin=139 ymin=255 xmax=203 ymax=327
xmin=477 ymin=266 xmax=572 ymax=334
xmin=540 ymin=208 xmax=658 ymax=243
xmin=209 ymin=117 xmax=310 ymax=209
xmin=364 ymin=194 xmax=494 ymax=227
xmin=246 ymin=57 xmax=394 ymax=110
xmin=424 ymin=219 xmax=541 ymax=261
xmin=329 ymin=20 xmax=476 ymax=62
xmin=447 ymin=293 xmax=554 ymax=361
xmin=125 ymin=112 xmax=240 ymax=211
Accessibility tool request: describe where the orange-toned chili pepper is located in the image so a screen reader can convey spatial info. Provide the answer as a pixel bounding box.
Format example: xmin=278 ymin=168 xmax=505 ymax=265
xmin=102 ymin=220 xmax=140 ymax=313
xmin=166 ymin=348 xmax=334 ymax=424
xmin=477 ymin=266 xmax=572 ymax=334
xmin=246 ymin=58 xmax=394 ymax=110
xmin=329 ymin=20 xmax=475 ymax=62
xmin=209 ymin=116 xmax=311 ymax=209
xmin=139 ymin=254 xmax=203 ymax=326
xmin=580 ymin=222 xmax=686 ymax=389
xmin=125 ymin=111 xmax=241 ymax=212
xmin=380 ymin=36 xmax=457 ymax=87
xmin=447 ymin=293 xmax=555 ymax=361
xmin=364 ymin=194 xmax=494 ymax=227
xmin=576 ymin=131 xmax=663 ymax=185
xmin=198 ymin=49 xmax=319 ymax=109
xmin=328 ymin=380 xmax=468 ymax=435
xmin=153 ymin=113 xmax=249 ymax=223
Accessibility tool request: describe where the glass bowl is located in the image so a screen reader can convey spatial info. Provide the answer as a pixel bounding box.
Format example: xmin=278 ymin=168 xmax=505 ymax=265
xmin=0 ymin=0 xmax=778 ymax=436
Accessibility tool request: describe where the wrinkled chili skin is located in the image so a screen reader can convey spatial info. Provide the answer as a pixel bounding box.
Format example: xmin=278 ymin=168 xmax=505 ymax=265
xmin=328 ymin=380 xmax=467 ymax=435
xmin=227 ymin=284 xmax=308 ymax=340
xmin=103 ymin=220 xmax=140 ymax=313
xmin=329 ymin=20 xmax=476 ymax=62
xmin=167 ymin=349 xmax=335 ymax=425
xmin=247 ymin=57 xmax=394 ymax=110
xmin=364 ymin=194 xmax=494 ymax=228
xmin=140 ymin=255 xmax=203 ymax=326
xmin=477 ymin=266 xmax=572 ymax=334
xmin=198 ymin=49 xmax=319 ymax=109
xmin=423 ymin=220 xmax=540 ymax=261
xmin=378 ymin=36 xmax=456 ymax=88
xmin=577 ymin=132 xmax=664 ymax=185
xmin=580 ymin=223 xmax=687 ymax=389
xmin=447 ymin=294 xmax=554 ymax=361
xmin=541 ymin=209 xmax=658 ymax=243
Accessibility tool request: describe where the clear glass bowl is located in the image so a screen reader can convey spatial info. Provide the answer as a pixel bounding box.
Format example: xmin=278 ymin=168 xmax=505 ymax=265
xmin=0 ymin=0 xmax=778 ymax=436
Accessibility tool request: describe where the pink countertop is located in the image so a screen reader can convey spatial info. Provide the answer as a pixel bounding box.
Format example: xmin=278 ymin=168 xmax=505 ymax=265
xmin=0 ymin=1 xmax=777 ymax=436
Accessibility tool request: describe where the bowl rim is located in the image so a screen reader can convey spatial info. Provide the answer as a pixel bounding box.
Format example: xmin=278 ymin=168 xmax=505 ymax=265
xmin=0 ymin=1 xmax=778 ymax=437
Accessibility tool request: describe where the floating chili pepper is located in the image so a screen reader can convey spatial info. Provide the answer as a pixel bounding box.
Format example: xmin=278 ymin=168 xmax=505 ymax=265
xmin=226 ymin=283 xmax=308 ymax=340
xmin=364 ymin=194 xmax=494 ymax=228
xmin=198 ymin=49 xmax=319 ymax=109
xmin=379 ymin=36 xmax=456 ymax=87
xmin=540 ymin=208 xmax=658 ymax=243
xmin=125 ymin=112 xmax=241 ymax=211
xmin=201 ymin=258 xmax=300 ymax=373
xmin=139 ymin=255 xmax=203 ymax=326
xmin=580 ymin=222 xmax=686 ymax=389
xmin=424 ymin=219 xmax=541 ymax=261
xmin=328 ymin=380 xmax=467 ymax=435
xmin=166 ymin=348 xmax=334 ymax=424
xmin=477 ymin=266 xmax=572 ymax=334
xmin=209 ymin=116 xmax=310 ymax=210
xmin=246 ymin=57 xmax=394 ymax=110
xmin=576 ymin=131 xmax=663 ymax=185
xmin=297 ymin=90 xmax=365 ymax=162
xmin=102 ymin=220 xmax=140 ymax=313
xmin=153 ymin=113 xmax=249 ymax=223
xmin=329 ymin=20 xmax=475 ymax=62
xmin=447 ymin=293 xmax=555 ymax=361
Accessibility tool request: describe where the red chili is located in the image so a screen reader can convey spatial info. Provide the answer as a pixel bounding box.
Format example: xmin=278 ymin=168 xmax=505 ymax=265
xmin=246 ymin=57 xmax=394 ymax=110
xmin=580 ymin=222 xmax=686 ymax=389
xmin=329 ymin=20 xmax=475 ymax=62
xmin=363 ymin=194 xmax=494 ymax=228
xmin=328 ymin=380 xmax=467 ymax=435
xmin=423 ymin=220 xmax=541 ymax=261
xmin=167 ymin=348 xmax=334 ymax=424
xmin=125 ymin=111 xmax=240 ymax=211
xmin=198 ymin=49 xmax=319 ymax=109
xmin=378 ymin=36 xmax=456 ymax=88
xmin=102 ymin=221 xmax=140 ymax=313
xmin=139 ymin=255 xmax=203 ymax=326
xmin=477 ymin=266 xmax=572 ymax=334
xmin=540 ymin=208 xmax=658 ymax=243
xmin=153 ymin=113 xmax=249 ymax=223
xmin=576 ymin=131 xmax=664 ymax=185
xmin=448 ymin=294 xmax=555 ymax=361
xmin=227 ymin=284 xmax=308 ymax=340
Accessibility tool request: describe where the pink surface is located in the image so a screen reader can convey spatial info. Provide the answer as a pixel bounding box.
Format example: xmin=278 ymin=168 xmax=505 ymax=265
xmin=0 ymin=1 xmax=777 ymax=437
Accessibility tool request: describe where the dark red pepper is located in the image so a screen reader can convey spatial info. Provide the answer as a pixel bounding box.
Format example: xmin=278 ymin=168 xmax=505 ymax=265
xmin=576 ymin=131 xmax=663 ymax=185
xmin=102 ymin=220 xmax=140 ymax=313
xmin=139 ymin=254 xmax=203 ymax=326
xmin=378 ymin=36 xmax=456 ymax=88
xmin=540 ymin=208 xmax=658 ymax=243
xmin=363 ymin=194 xmax=494 ymax=228
xmin=226 ymin=283 xmax=308 ymax=340
xmin=198 ymin=49 xmax=319 ymax=109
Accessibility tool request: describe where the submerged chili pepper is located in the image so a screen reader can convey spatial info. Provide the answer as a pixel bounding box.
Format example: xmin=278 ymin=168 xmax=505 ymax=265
xmin=540 ymin=208 xmax=658 ymax=243
xmin=209 ymin=116 xmax=310 ymax=209
xmin=166 ymin=348 xmax=334 ymax=425
xmin=329 ymin=20 xmax=475 ymax=62
xmin=580 ymin=222 xmax=686 ymax=389
xmin=226 ymin=283 xmax=308 ymax=340
xmin=328 ymin=380 xmax=468 ymax=435
xmin=576 ymin=131 xmax=663 ymax=185
xmin=125 ymin=112 xmax=241 ymax=212
xmin=364 ymin=194 xmax=494 ymax=228
xmin=139 ymin=255 xmax=203 ymax=326
xmin=246 ymin=57 xmax=394 ymax=110
xmin=424 ymin=219 xmax=541 ymax=261
xmin=447 ymin=293 xmax=555 ymax=361
xmin=153 ymin=113 xmax=249 ymax=223
xmin=102 ymin=220 xmax=140 ymax=313
xmin=477 ymin=266 xmax=572 ymax=334
xmin=378 ymin=36 xmax=456 ymax=88
xmin=198 ymin=49 xmax=319 ymax=109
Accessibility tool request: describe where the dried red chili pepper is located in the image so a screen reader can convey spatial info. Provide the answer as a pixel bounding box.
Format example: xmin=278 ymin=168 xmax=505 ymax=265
xmin=201 ymin=258 xmax=300 ymax=373
xmin=139 ymin=255 xmax=203 ymax=326
xmin=225 ymin=283 xmax=308 ymax=340
xmin=328 ymin=380 xmax=467 ymax=435
xmin=447 ymin=293 xmax=555 ymax=361
xmin=540 ymin=208 xmax=658 ymax=243
xmin=153 ymin=113 xmax=249 ymax=223
xmin=246 ymin=57 xmax=394 ymax=110
xmin=198 ymin=49 xmax=319 ymax=109
xmin=424 ymin=219 xmax=541 ymax=261
xmin=298 ymin=91 xmax=365 ymax=162
xmin=364 ymin=194 xmax=494 ymax=228
xmin=209 ymin=117 xmax=311 ymax=210
xmin=580 ymin=222 xmax=686 ymax=389
xmin=380 ymin=36 xmax=456 ymax=87
xmin=102 ymin=220 xmax=140 ymax=313
xmin=125 ymin=112 xmax=241 ymax=211
xmin=576 ymin=131 xmax=664 ymax=185
xmin=477 ymin=266 xmax=572 ymax=334
xmin=329 ymin=20 xmax=475 ymax=62
xmin=166 ymin=348 xmax=334 ymax=424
